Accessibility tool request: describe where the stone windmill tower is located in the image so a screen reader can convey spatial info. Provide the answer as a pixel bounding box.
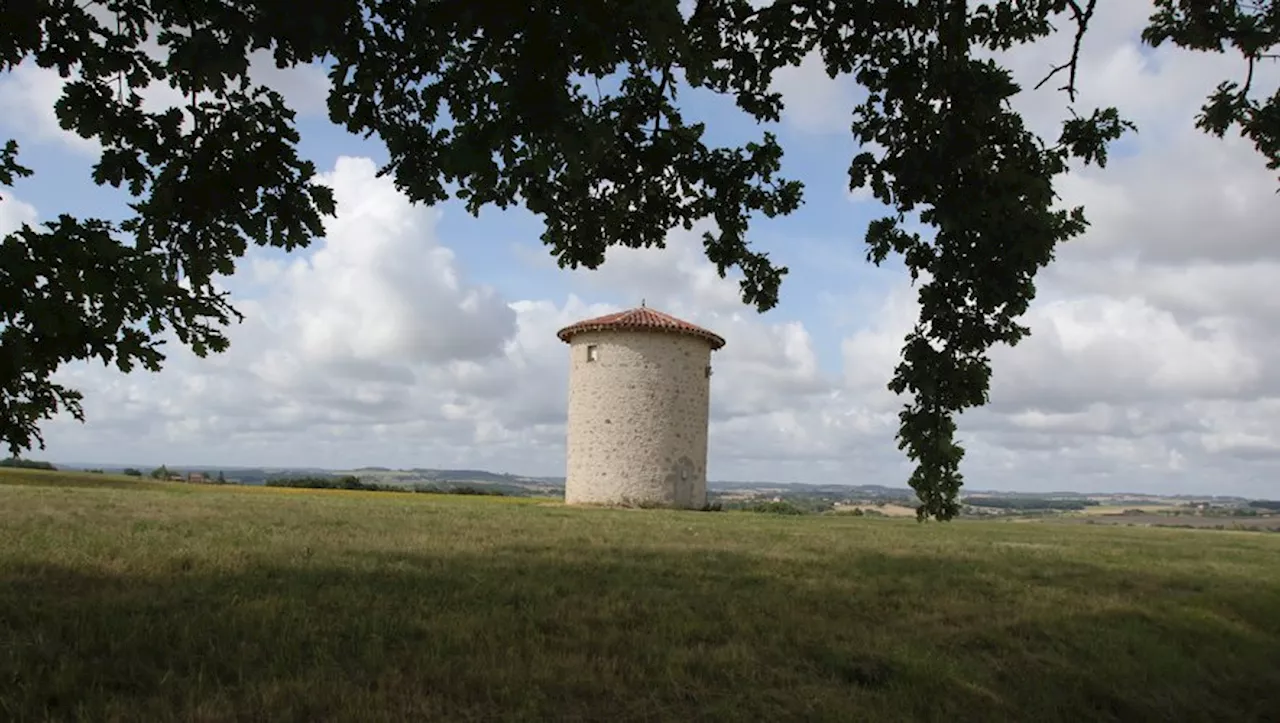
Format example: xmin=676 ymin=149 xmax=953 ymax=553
xmin=556 ymin=303 xmax=726 ymax=509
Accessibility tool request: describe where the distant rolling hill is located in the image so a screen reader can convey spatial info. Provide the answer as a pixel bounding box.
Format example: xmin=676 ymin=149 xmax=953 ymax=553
xmin=48 ymin=461 xmax=1260 ymax=505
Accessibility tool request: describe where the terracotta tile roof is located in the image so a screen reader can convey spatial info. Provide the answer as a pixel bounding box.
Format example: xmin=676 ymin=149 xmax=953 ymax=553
xmin=556 ymin=305 xmax=726 ymax=350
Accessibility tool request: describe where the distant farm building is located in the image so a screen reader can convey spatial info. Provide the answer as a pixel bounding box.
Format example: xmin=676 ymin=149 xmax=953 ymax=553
xmin=556 ymin=304 xmax=725 ymax=509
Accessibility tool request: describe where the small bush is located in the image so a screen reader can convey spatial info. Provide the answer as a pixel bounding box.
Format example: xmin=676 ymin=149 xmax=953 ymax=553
xmin=0 ymin=458 xmax=57 ymax=470
xmin=122 ymin=468 xmax=143 ymax=477
xmin=447 ymin=486 xmax=504 ymax=496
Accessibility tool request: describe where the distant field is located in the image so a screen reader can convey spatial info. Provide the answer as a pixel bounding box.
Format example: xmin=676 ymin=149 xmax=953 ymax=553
xmin=1077 ymin=504 xmax=1172 ymax=516
xmin=834 ymin=503 xmax=919 ymax=517
xmin=3 ymin=468 xmax=1280 ymax=722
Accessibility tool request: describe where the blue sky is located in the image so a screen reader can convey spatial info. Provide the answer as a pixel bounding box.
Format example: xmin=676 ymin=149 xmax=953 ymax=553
xmin=2 ymin=3 xmax=1279 ymax=498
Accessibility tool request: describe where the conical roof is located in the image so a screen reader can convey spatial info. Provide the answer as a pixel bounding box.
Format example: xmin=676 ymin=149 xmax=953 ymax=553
xmin=556 ymin=304 xmax=726 ymax=350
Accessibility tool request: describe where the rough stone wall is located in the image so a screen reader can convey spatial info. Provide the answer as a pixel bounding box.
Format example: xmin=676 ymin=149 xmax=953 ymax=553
xmin=564 ymin=329 xmax=713 ymax=509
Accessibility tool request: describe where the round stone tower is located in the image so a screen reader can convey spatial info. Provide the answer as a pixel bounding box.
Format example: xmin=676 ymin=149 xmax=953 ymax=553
xmin=556 ymin=304 xmax=726 ymax=509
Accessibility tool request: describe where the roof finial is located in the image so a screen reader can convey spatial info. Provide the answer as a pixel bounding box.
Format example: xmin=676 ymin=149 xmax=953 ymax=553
xmin=641 ymin=298 xmax=646 ymax=308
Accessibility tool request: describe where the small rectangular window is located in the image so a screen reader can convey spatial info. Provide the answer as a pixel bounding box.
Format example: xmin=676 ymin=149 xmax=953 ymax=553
xmin=586 ymin=345 xmax=599 ymax=362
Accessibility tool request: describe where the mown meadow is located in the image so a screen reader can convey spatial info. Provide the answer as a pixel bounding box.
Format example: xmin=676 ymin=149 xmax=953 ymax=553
xmin=2 ymin=468 xmax=1279 ymax=722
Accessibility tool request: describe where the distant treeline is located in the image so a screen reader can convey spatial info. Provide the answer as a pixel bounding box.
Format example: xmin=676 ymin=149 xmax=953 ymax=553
xmin=715 ymin=496 xmax=838 ymax=515
xmin=1249 ymin=500 xmax=1280 ymax=511
xmin=266 ymin=476 xmax=504 ymax=496
xmin=1 ymin=458 xmax=57 ymax=470
xmin=965 ymin=497 xmax=1099 ymax=511
xmin=268 ymin=475 xmax=378 ymax=490
xmin=742 ymin=500 xmax=807 ymax=515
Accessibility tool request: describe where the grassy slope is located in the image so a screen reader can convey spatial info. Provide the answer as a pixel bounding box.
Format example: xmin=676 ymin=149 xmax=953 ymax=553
xmin=2 ymin=469 xmax=1279 ymax=722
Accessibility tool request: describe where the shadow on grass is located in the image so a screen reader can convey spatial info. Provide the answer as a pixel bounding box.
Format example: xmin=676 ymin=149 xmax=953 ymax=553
xmin=2 ymin=546 xmax=1278 ymax=722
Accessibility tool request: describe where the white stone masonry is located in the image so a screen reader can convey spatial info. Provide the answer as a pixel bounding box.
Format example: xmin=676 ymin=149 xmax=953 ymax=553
xmin=563 ymin=329 xmax=715 ymax=509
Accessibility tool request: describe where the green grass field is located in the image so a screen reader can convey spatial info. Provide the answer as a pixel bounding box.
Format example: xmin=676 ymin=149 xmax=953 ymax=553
xmin=3 ymin=468 xmax=1279 ymax=722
